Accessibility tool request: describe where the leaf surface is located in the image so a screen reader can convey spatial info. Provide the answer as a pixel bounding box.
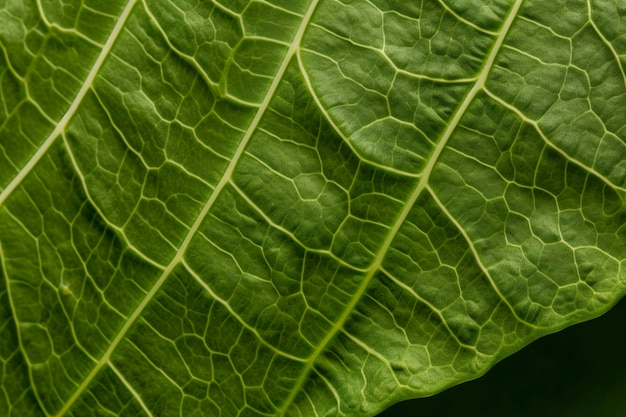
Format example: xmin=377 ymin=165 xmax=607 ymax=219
xmin=1 ymin=1 xmax=625 ymax=416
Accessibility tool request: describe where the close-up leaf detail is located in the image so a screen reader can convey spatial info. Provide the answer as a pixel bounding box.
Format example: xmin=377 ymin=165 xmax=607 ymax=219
xmin=1 ymin=0 xmax=625 ymax=416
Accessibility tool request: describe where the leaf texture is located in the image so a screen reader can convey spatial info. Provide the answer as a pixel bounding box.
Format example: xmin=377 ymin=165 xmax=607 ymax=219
xmin=1 ymin=0 xmax=625 ymax=416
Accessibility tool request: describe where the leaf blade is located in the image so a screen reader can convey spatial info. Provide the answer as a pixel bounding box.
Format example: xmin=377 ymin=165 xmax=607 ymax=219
xmin=1 ymin=1 xmax=625 ymax=416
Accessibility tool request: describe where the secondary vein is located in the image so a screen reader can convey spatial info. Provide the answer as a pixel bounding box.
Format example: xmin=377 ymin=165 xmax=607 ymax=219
xmin=54 ymin=0 xmax=321 ymax=414
xmin=0 ymin=0 xmax=138 ymax=207
xmin=277 ymin=1 xmax=525 ymax=414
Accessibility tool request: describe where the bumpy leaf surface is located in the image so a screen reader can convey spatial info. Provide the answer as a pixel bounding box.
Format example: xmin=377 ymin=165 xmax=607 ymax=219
xmin=1 ymin=1 xmax=625 ymax=416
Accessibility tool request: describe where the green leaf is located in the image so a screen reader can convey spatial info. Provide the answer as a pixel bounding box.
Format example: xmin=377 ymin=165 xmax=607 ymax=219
xmin=379 ymin=297 xmax=626 ymax=416
xmin=1 ymin=1 xmax=625 ymax=416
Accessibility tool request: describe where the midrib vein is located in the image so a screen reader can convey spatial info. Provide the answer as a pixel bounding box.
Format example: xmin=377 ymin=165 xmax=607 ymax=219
xmin=0 ymin=0 xmax=137 ymax=207
xmin=54 ymin=1 xmax=321 ymax=415
xmin=277 ymin=1 xmax=524 ymax=415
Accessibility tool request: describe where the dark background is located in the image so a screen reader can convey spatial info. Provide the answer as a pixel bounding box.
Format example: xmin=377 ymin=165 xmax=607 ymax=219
xmin=378 ymin=297 xmax=626 ymax=416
